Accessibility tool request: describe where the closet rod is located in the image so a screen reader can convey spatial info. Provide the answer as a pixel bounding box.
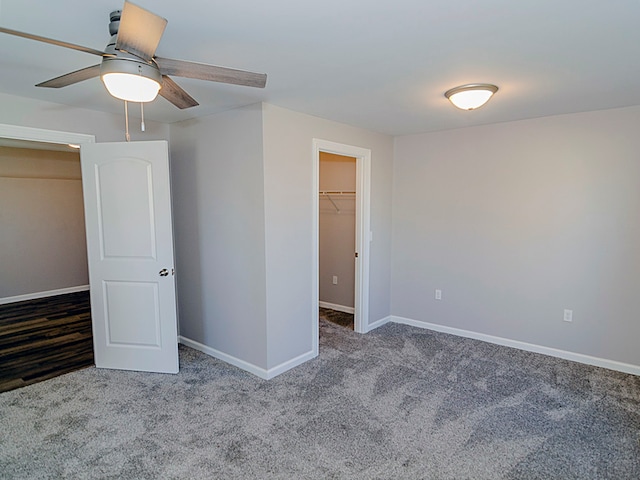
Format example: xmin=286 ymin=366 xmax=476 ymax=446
xmin=319 ymin=190 xmax=356 ymax=195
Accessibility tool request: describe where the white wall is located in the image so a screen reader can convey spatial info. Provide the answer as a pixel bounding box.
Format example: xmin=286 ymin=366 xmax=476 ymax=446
xmin=169 ymin=105 xmax=268 ymax=369
xmin=0 ymin=147 xmax=88 ymax=299
xmin=0 ymin=92 xmax=169 ymax=143
xmin=392 ymin=105 xmax=640 ymax=369
xmin=319 ymin=152 xmax=356 ymax=309
xmin=262 ymin=104 xmax=394 ymax=369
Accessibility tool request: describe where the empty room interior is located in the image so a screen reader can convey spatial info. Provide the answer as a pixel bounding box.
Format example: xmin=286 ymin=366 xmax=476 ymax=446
xmin=1 ymin=1 xmax=639 ymax=478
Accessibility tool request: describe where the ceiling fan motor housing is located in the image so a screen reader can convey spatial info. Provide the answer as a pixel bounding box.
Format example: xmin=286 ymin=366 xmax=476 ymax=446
xmin=101 ymin=8 xmax=162 ymax=87
xmin=100 ymin=56 xmax=162 ymax=85
xmin=109 ymin=10 xmax=122 ymax=36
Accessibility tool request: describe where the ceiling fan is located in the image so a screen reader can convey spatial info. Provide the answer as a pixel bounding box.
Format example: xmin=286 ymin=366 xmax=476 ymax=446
xmin=0 ymin=1 xmax=267 ymax=109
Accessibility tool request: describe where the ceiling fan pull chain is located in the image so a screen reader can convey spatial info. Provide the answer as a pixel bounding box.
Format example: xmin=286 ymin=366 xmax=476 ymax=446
xmin=124 ymin=100 xmax=131 ymax=142
xmin=135 ymin=66 xmax=146 ymax=132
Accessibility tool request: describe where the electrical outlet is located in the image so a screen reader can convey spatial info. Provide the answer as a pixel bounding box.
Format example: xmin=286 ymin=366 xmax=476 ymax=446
xmin=332 ymin=275 xmax=338 ymax=285
xmin=563 ymin=309 xmax=573 ymax=322
xmin=435 ymin=289 xmax=442 ymax=300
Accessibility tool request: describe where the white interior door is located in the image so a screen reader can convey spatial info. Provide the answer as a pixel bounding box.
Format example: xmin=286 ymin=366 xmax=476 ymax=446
xmin=80 ymin=140 xmax=178 ymax=374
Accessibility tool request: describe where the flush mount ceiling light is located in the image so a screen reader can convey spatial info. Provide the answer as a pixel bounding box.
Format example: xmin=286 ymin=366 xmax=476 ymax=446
xmin=100 ymin=57 xmax=162 ymax=103
xmin=444 ymin=83 xmax=498 ymax=110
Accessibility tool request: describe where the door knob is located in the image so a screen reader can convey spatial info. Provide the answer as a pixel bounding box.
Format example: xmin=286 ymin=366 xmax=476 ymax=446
xmin=159 ymin=268 xmax=169 ymax=277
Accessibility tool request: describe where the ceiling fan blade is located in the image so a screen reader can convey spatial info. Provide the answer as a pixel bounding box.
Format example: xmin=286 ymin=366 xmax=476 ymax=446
xmin=0 ymin=26 xmax=105 ymax=56
xmin=36 ymin=64 xmax=102 ymax=88
xmin=156 ymin=57 xmax=267 ymax=88
xmin=115 ymin=1 xmax=167 ymax=62
xmin=159 ymin=76 xmax=199 ymax=109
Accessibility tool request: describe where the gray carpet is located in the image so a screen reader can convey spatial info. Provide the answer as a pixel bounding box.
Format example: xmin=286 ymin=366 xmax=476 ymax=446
xmin=1 ymin=319 xmax=639 ymax=479
xmin=319 ymin=307 xmax=354 ymax=329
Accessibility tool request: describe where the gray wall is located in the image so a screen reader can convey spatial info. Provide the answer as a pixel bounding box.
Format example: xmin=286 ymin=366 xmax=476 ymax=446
xmin=170 ymin=105 xmax=268 ymax=368
xmin=0 ymin=146 xmax=87 ymax=299
xmin=6 ymin=90 xmax=636 ymax=374
xmin=0 ymin=92 xmax=393 ymax=375
xmin=262 ymin=104 xmax=394 ymax=369
xmin=319 ymin=152 xmax=356 ymax=309
xmin=170 ymin=103 xmax=394 ymax=373
xmin=392 ymin=105 xmax=640 ymax=367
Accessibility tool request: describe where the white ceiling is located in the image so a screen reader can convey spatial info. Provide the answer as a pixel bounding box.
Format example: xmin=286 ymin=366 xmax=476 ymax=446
xmin=1 ymin=0 xmax=639 ymax=136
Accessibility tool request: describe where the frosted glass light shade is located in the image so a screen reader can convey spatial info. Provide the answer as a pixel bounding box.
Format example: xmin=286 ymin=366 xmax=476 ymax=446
xmin=100 ymin=57 xmax=163 ymax=103
xmin=102 ymin=73 xmax=161 ymax=102
xmin=445 ymin=84 xmax=498 ymax=110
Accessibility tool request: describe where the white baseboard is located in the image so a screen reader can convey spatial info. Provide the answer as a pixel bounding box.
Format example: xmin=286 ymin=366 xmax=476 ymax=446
xmin=178 ymin=336 xmax=317 ymax=380
xmin=319 ymin=301 xmax=354 ymax=314
xmin=0 ymin=285 xmax=90 ymax=305
xmin=266 ymin=349 xmax=318 ymax=379
xmin=364 ymin=315 xmax=391 ymax=333
xmin=391 ymin=316 xmax=640 ymax=377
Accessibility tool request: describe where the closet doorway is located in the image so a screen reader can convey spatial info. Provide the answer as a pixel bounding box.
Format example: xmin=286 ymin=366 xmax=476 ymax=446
xmin=319 ymin=152 xmax=356 ymax=329
xmin=313 ymin=139 xmax=371 ymax=344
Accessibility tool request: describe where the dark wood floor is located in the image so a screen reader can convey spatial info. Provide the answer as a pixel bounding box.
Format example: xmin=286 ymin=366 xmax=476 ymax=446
xmin=0 ymin=291 xmax=94 ymax=393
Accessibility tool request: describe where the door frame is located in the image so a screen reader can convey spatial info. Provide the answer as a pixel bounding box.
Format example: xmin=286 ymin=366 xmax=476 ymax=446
xmin=313 ymin=139 xmax=371 ymax=341
xmin=0 ymin=124 xmax=95 ymax=148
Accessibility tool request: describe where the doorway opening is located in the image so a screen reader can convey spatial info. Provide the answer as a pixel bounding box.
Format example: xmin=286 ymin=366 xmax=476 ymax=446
xmin=319 ymin=152 xmax=356 ymax=330
xmin=0 ymin=140 xmax=87 ymax=305
xmin=312 ymin=139 xmax=371 ymax=353
xmin=0 ymin=124 xmax=95 ymax=390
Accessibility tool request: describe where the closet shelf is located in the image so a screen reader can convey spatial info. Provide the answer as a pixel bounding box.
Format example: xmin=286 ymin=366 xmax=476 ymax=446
xmin=319 ymin=190 xmax=356 ymax=196
xmin=319 ymin=190 xmax=355 ymax=213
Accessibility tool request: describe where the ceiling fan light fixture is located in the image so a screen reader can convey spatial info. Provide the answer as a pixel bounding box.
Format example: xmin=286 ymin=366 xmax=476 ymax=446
xmin=100 ymin=57 xmax=162 ymax=102
xmin=102 ymin=73 xmax=161 ymax=102
xmin=445 ymin=83 xmax=498 ymax=110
